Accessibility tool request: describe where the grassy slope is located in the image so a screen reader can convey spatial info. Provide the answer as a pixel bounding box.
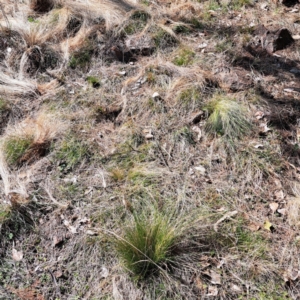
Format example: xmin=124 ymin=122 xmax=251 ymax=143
xmin=0 ymin=0 xmax=300 ymax=299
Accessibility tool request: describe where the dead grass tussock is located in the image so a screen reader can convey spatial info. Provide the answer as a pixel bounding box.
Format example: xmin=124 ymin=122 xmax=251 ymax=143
xmin=62 ymin=0 xmax=136 ymax=30
xmin=60 ymin=22 xmax=98 ymax=57
xmin=0 ymin=72 xmax=37 ymax=96
xmin=167 ymin=1 xmax=201 ymax=22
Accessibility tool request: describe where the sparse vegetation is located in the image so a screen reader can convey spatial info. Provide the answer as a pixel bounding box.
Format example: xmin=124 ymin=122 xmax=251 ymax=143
xmin=56 ymin=137 xmax=90 ymax=170
xmin=0 ymin=0 xmax=300 ymax=298
xmin=86 ymin=76 xmax=100 ymax=88
xmin=173 ymin=48 xmax=195 ymax=66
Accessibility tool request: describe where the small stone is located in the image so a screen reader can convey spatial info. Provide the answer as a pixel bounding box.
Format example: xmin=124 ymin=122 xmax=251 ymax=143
xmin=118 ymin=71 xmax=126 ymax=76
xmin=198 ymin=43 xmax=207 ymax=49
xmin=194 ymin=165 xmax=206 ymax=175
xmin=290 ymin=68 xmax=300 ymax=74
xmin=145 ymin=133 xmax=154 ymax=139
xmin=152 ymin=92 xmax=160 ymax=99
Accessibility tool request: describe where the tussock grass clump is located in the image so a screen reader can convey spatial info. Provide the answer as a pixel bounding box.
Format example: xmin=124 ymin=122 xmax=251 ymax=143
xmin=123 ymin=10 xmax=150 ymax=35
xmin=115 ymin=200 xmax=208 ymax=280
xmin=3 ymin=135 xmax=35 ymax=166
xmin=1 ymin=112 xmax=64 ymax=167
xmin=115 ymin=212 xmax=179 ymax=278
xmin=204 ymin=95 xmax=251 ymax=140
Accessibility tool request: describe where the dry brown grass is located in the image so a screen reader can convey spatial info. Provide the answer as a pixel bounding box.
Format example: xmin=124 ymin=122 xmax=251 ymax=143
xmin=1 ymin=0 xmax=300 ymax=299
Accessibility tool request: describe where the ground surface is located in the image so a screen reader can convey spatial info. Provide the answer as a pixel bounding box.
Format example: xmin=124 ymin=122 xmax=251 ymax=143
xmin=1 ymin=0 xmax=300 ymax=299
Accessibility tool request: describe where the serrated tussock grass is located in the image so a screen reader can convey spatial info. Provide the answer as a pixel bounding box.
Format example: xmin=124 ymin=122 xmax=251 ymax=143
xmin=204 ymin=95 xmax=251 ymax=140
xmin=116 ymin=212 xmax=178 ymax=278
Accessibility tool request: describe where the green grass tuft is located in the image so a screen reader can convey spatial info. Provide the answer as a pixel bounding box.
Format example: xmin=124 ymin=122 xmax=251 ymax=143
xmin=69 ymin=48 xmax=92 ymax=69
xmin=56 ymin=137 xmax=90 ymax=170
xmin=115 ymin=212 xmax=178 ymax=278
xmin=153 ymin=29 xmax=178 ymax=49
xmin=86 ymin=76 xmax=100 ymax=88
xmin=173 ymin=48 xmax=195 ymax=66
xmin=0 ymin=98 xmax=9 ymax=112
xmin=3 ymin=135 xmax=34 ymax=166
xmin=204 ymin=95 xmax=251 ymax=140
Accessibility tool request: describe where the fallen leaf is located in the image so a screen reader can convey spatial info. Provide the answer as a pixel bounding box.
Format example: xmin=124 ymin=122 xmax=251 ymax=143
xmin=248 ymin=223 xmax=260 ymax=232
xmin=207 ymin=285 xmax=218 ymax=296
xmin=210 ymin=270 xmax=221 ymax=285
xmin=277 ymin=208 xmax=286 ymax=215
xmin=54 ymin=270 xmax=63 ymax=278
xmin=255 ymin=111 xmax=264 ymax=120
xmin=198 ymin=43 xmax=208 ymax=49
xmin=194 ymin=165 xmax=206 ymax=175
xmin=264 ymin=220 xmax=273 ymax=231
xmin=100 ymin=266 xmax=109 ymax=278
xmin=284 ymin=88 xmax=295 ymax=93
xmin=274 ymin=190 xmax=284 ymax=200
xmin=259 ymin=123 xmax=271 ymax=133
xmin=290 ymin=8 xmax=299 ymax=13
xmin=217 ymin=259 xmax=225 ymax=268
xmin=52 ymin=236 xmax=63 ymax=247
xmin=254 ymin=144 xmax=264 ymax=149
xmin=214 ymin=211 xmax=238 ymax=232
xmin=274 ymin=178 xmax=282 ymax=188
xmin=269 ymin=202 xmax=279 ymax=213
xmin=191 ymin=126 xmax=202 ymax=141
xmin=12 ymin=248 xmax=23 ymax=261
xmin=195 ymin=276 xmax=205 ymax=291
xmin=283 ymin=269 xmax=300 ymax=282
xmin=112 ymin=278 xmax=123 ymax=300
xmin=231 ymin=284 xmax=242 ymax=293
xmin=260 ymin=3 xmax=269 ymax=10
xmin=86 ymin=230 xmax=98 ymax=236
xmin=63 ymin=220 xmax=77 ymax=234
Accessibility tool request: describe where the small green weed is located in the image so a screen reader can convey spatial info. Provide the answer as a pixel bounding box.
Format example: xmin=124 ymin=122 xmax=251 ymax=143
xmin=0 ymin=98 xmax=9 ymax=112
xmin=0 ymin=205 xmax=11 ymax=224
xmin=28 ymin=16 xmax=38 ymax=23
xmin=173 ymin=48 xmax=195 ymax=66
xmin=86 ymin=76 xmax=100 ymax=88
xmin=69 ymin=49 xmax=92 ymax=69
xmin=174 ymin=126 xmax=195 ymax=145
